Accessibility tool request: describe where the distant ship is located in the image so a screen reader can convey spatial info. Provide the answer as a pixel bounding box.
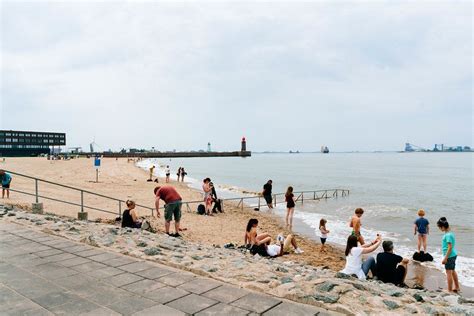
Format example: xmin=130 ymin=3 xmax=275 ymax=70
xmin=321 ymin=146 xmax=329 ymax=154
xmin=289 ymin=150 xmax=300 ymax=154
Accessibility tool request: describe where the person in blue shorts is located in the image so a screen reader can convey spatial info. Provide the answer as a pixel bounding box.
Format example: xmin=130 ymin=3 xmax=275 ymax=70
xmin=414 ymin=209 xmax=429 ymax=252
xmin=0 ymin=170 xmax=12 ymax=199
xmin=437 ymin=217 xmax=460 ymax=293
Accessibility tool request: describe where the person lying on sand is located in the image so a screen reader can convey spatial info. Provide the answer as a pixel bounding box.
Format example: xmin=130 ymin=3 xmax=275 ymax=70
xmin=251 ymin=234 xmax=303 ymax=257
xmin=244 ymin=218 xmax=271 ymax=246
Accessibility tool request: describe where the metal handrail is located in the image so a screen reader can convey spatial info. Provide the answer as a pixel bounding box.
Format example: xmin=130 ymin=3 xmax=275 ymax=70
xmin=2 ymin=169 xmax=349 ymax=218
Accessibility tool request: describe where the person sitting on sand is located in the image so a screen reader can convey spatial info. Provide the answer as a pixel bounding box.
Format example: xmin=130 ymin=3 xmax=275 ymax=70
xmin=414 ymin=209 xmax=429 ymax=253
xmin=122 ymin=200 xmax=142 ymax=229
xmin=154 ymin=186 xmax=183 ymax=237
xmin=319 ymin=218 xmax=330 ymax=253
xmin=376 ymin=240 xmax=409 ymax=286
xmin=244 ymin=218 xmax=271 ymax=246
xmin=437 ymin=217 xmax=460 ymax=293
xmin=341 ymin=234 xmax=382 ymax=280
xmin=265 ymin=234 xmax=304 ymax=257
xmin=0 ymin=170 xmax=12 ymax=199
xmin=349 ymin=208 xmax=365 ymax=245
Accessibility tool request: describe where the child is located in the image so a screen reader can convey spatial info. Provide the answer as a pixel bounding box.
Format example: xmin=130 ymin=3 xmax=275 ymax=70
xmin=319 ymin=219 xmax=330 ymax=252
xmin=414 ymin=209 xmax=429 ymax=252
xmin=285 ymin=186 xmax=295 ymax=228
xmin=437 ymin=217 xmax=460 ymax=293
xmin=349 ymin=208 xmax=365 ymax=245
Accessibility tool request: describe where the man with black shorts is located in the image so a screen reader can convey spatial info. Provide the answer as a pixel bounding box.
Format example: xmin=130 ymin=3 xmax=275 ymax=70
xmin=0 ymin=170 xmax=12 ymax=199
xmin=376 ymin=240 xmax=409 ymax=286
xmin=154 ymin=186 xmax=182 ymax=237
xmin=262 ymin=180 xmax=273 ymax=209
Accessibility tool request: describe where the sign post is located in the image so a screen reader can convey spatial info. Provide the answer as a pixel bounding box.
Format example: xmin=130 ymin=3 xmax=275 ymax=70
xmin=94 ymin=155 xmax=101 ymax=183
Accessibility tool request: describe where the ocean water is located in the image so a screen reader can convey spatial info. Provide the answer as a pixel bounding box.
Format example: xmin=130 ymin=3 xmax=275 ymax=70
xmin=137 ymin=152 xmax=473 ymax=286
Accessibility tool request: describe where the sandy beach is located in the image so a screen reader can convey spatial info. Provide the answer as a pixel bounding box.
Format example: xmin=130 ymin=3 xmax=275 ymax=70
xmin=2 ymin=156 xmax=473 ymax=297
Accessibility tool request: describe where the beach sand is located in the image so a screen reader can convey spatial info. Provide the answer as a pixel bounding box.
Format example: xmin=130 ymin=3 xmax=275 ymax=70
xmin=2 ymin=156 xmax=473 ymax=296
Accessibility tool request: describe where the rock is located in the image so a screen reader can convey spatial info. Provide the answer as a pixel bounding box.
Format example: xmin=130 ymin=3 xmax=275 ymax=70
xmin=383 ymin=300 xmax=400 ymax=310
xmin=7 ymin=212 xmax=16 ymax=216
xmin=68 ymin=227 xmax=79 ymax=232
xmin=281 ymin=277 xmax=293 ymax=284
xmin=191 ymin=255 xmax=203 ymax=260
xmin=144 ymin=247 xmax=161 ymax=256
xmin=313 ymin=293 xmax=340 ymax=304
xmin=459 ymin=297 xmax=474 ymax=305
xmin=388 ymin=290 xmax=403 ymax=297
xmin=335 ymin=272 xmax=353 ymax=279
xmin=413 ymin=293 xmax=424 ymax=302
xmin=136 ymin=241 xmax=147 ymax=247
xmin=276 ymin=266 xmax=288 ymax=273
xmin=351 ymin=282 xmax=367 ymax=291
xmin=81 ymin=235 xmax=99 ymax=247
xmin=109 ymin=228 xmax=119 ymax=235
xmin=317 ymin=281 xmax=337 ymax=292
xmin=206 ymin=267 xmax=218 ymax=273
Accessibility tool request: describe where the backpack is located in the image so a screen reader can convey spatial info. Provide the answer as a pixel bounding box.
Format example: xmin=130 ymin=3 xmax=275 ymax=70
xmin=197 ymin=204 xmax=206 ymax=215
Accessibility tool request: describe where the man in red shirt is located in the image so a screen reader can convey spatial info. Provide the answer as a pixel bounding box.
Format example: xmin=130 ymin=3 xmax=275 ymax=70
xmin=154 ymin=186 xmax=182 ymax=237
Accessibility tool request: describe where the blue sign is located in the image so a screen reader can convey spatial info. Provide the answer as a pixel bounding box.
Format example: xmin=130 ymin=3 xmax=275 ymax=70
xmin=94 ymin=157 xmax=101 ymax=168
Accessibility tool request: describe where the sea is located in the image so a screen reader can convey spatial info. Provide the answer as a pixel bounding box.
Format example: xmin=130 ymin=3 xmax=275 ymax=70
xmin=137 ymin=152 xmax=474 ymax=286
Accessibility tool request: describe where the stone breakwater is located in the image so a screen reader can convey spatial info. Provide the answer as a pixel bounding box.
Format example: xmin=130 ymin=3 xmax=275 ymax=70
xmin=1 ymin=206 xmax=473 ymax=315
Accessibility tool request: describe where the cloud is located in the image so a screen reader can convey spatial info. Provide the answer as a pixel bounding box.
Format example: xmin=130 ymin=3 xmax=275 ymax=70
xmin=1 ymin=1 xmax=472 ymax=151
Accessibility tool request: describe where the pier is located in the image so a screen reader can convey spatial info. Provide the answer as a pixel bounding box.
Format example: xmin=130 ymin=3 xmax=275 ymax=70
xmin=96 ymin=150 xmax=251 ymax=158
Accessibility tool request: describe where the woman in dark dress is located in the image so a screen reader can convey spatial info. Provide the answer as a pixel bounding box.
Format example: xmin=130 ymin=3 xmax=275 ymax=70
xmin=122 ymin=200 xmax=142 ymax=229
xmin=285 ymin=186 xmax=295 ymax=229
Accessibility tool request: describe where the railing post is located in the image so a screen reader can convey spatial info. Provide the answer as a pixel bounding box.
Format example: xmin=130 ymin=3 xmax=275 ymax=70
xmin=258 ymin=197 xmax=261 ymax=209
xmin=241 ymin=198 xmax=244 ymax=211
xmin=35 ymin=179 xmax=39 ymax=203
xmin=32 ymin=178 xmax=43 ymax=214
xmin=118 ymin=201 xmax=122 ymax=217
xmin=325 ymin=190 xmax=328 ymax=199
xmin=78 ymin=190 xmax=88 ymax=220
xmin=313 ymin=191 xmax=316 ymax=200
xmin=301 ymin=192 xmax=304 ymax=204
xmin=274 ymin=194 xmax=276 ymax=207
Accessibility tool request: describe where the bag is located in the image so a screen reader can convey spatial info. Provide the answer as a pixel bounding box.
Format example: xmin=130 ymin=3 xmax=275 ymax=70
xmin=197 ymin=204 xmax=206 ymax=215
xmin=413 ymin=251 xmax=434 ymax=262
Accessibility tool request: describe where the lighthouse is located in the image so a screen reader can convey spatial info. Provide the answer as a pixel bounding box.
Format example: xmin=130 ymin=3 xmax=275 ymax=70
xmin=241 ymin=137 xmax=247 ymax=152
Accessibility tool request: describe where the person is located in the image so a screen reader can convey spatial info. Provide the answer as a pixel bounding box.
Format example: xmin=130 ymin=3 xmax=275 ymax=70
xmin=265 ymin=234 xmax=304 ymax=257
xmin=414 ymin=209 xmax=429 ymax=253
xmin=210 ymin=182 xmax=222 ymax=213
xmin=376 ymin=240 xmax=409 ymax=286
xmin=154 ymin=186 xmax=183 ymax=237
xmin=437 ymin=217 xmax=460 ymax=293
xmin=340 ymin=234 xmax=382 ymax=280
xmin=285 ymin=186 xmax=295 ymax=228
xmin=349 ymin=208 xmax=365 ymax=245
xmin=0 ymin=170 xmax=12 ymax=199
xmin=180 ymin=168 xmax=187 ymax=182
xmin=244 ymin=218 xmax=271 ymax=246
xmin=262 ymin=180 xmax=273 ymax=209
xmin=176 ymin=167 xmax=182 ymax=181
xmin=149 ymin=165 xmax=156 ymax=182
xmin=165 ymin=165 xmax=171 ymax=183
xmin=319 ymin=219 xmax=330 ymax=253
xmin=202 ymin=178 xmax=213 ymax=216
xmin=121 ymin=200 xmax=142 ymax=229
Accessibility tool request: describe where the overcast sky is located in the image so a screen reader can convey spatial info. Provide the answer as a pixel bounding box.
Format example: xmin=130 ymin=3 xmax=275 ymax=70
xmin=1 ymin=1 xmax=472 ymax=152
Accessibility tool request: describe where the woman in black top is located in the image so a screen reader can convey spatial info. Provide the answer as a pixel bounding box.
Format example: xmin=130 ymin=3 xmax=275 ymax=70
xmin=285 ymin=186 xmax=295 ymax=229
xmin=122 ymin=200 xmax=142 ymax=228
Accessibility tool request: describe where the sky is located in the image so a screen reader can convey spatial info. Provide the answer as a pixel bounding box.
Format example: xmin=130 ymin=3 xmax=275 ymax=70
xmin=1 ymin=0 xmax=472 ymax=152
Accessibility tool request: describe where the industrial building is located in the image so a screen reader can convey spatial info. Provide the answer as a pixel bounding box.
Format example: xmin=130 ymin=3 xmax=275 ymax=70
xmin=0 ymin=130 xmax=66 ymax=157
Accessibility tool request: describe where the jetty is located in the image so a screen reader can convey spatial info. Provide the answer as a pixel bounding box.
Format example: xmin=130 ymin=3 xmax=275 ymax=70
xmin=97 ymin=150 xmax=251 ymax=159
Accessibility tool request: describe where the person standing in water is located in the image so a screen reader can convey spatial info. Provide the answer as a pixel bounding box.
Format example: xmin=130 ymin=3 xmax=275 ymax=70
xmin=414 ymin=209 xmax=430 ymax=253
xmin=176 ymin=167 xmax=182 ymax=181
xmin=350 ymin=208 xmax=365 ymax=245
xmin=437 ymin=217 xmax=460 ymax=293
xmin=285 ymin=186 xmax=295 ymax=228
xmin=319 ymin=218 xmax=330 ymax=253
xmin=165 ymin=165 xmax=171 ymax=183
xmin=180 ymin=168 xmax=187 ymax=182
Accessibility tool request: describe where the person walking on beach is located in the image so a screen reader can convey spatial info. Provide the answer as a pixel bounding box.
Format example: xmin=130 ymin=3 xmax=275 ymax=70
xmin=0 ymin=170 xmax=12 ymax=199
xmin=319 ymin=219 xmax=330 ymax=253
xmin=165 ymin=165 xmax=171 ymax=183
xmin=180 ymin=168 xmax=187 ymax=182
xmin=202 ymin=178 xmax=213 ymax=216
xmin=376 ymin=240 xmax=409 ymax=286
xmin=341 ymin=234 xmax=382 ymax=280
xmin=285 ymin=186 xmax=295 ymax=228
xmin=350 ymin=208 xmax=365 ymax=245
xmin=437 ymin=217 xmax=460 ymax=293
xmin=262 ymin=180 xmax=273 ymax=210
xmin=414 ymin=209 xmax=429 ymax=253
xmin=176 ymin=167 xmax=182 ymax=181
xmin=154 ymin=186 xmax=183 ymax=237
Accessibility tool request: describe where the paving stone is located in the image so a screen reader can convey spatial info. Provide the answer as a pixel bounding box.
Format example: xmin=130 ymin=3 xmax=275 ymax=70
xmin=196 ymin=302 xmax=250 ymax=316
xmin=104 ymin=273 xmax=144 ymax=287
xmin=202 ymin=285 xmax=249 ymax=304
xmin=41 ymin=252 xmax=77 ymax=263
xmin=132 ymin=304 xmax=186 ymax=316
xmin=0 ymin=285 xmax=25 ymax=304
xmin=166 ymin=293 xmax=218 ymax=315
xmin=80 ymin=307 xmax=121 ymax=316
xmin=118 ymin=261 xmax=155 ymax=273
xmin=106 ymin=295 xmax=158 ymax=316
xmin=52 ymin=274 xmax=97 ymax=290
xmin=263 ymin=301 xmax=325 ymax=316
xmin=121 ymin=279 xmax=167 ymax=295
xmin=48 ymin=298 xmax=101 ymax=315
xmin=143 ymin=286 xmax=190 ymax=304
xmin=177 ymin=278 xmax=222 ymax=295
xmin=12 ymin=257 xmax=51 ymax=268
xmin=232 ymin=293 xmax=282 ymax=314
xmin=87 ymin=266 xmax=124 ymax=279
xmin=0 ymin=299 xmax=45 ymax=314
xmin=22 ymin=244 xmax=52 ymax=253
xmin=35 ymin=264 xmax=79 ymax=279
xmin=88 ymin=252 xmax=122 ymax=262
xmin=57 ymin=256 xmax=91 ymax=267
xmin=72 ymin=261 xmax=107 ymax=272
xmin=63 ymin=244 xmax=94 ymax=253
xmin=103 ymin=256 xmax=139 ymax=267
xmin=32 ymin=291 xmax=80 ymax=308
xmin=13 ymin=280 xmax=63 ymax=299
xmin=134 ymin=266 xmax=174 ymax=279
xmin=157 ymin=272 xmax=196 ymax=286
xmin=75 ymin=249 xmax=105 ymax=257
xmin=35 ymin=249 xmax=64 ymax=258
xmin=51 ymin=241 xmax=79 ymax=249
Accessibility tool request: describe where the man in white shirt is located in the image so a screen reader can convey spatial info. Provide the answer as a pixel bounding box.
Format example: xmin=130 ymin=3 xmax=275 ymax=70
xmin=265 ymin=234 xmax=304 ymax=257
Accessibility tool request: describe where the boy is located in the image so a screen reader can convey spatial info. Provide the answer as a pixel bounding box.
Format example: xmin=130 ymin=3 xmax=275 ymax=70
xmin=414 ymin=209 xmax=429 ymax=252
xmin=350 ymin=208 xmax=365 ymax=245
xmin=0 ymin=170 xmax=12 ymax=199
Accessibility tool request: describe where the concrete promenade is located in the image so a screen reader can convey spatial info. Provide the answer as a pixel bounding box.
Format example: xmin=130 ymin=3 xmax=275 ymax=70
xmin=0 ymin=220 xmax=337 ymax=315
